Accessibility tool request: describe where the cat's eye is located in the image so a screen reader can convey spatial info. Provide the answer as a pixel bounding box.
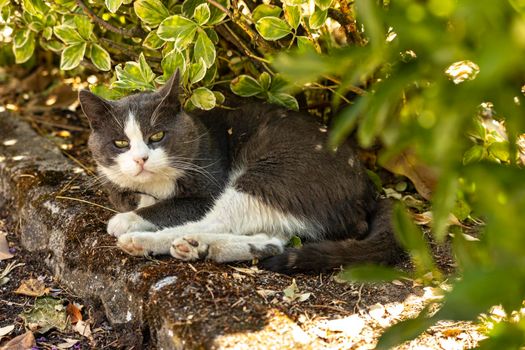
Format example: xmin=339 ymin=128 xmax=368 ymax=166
xmin=149 ymin=131 xmax=165 ymax=143
xmin=114 ymin=140 xmax=129 ymax=148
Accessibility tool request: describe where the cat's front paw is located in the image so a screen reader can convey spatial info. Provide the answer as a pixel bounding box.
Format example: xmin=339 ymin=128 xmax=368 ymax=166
xmin=170 ymin=236 xmax=209 ymax=261
xmin=117 ymin=231 xmax=161 ymax=256
xmin=107 ymin=212 xmax=156 ymax=237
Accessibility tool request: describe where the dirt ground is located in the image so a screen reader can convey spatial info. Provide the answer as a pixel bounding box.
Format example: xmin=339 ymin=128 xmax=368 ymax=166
xmin=0 ymin=68 xmax=488 ymax=349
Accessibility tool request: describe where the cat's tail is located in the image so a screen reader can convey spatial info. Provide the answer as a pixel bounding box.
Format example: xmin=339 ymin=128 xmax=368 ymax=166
xmin=259 ymin=198 xmax=405 ymax=274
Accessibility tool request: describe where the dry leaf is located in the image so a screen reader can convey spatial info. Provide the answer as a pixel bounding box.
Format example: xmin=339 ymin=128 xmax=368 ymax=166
xmin=0 ymin=325 xmax=14 ymax=338
xmin=368 ymin=303 xmax=386 ymax=321
xmin=442 ymin=328 xmax=463 ymax=338
xmin=0 ymin=331 xmax=35 ymax=350
xmin=66 ymin=303 xmax=83 ymax=324
xmin=15 ymin=278 xmax=50 ymax=297
xmin=20 ymin=297 xmax=67 ymax=334
xmin=56 ymin=338 xmax=79 ymax=349
xmin=229 ymin=266 xmax=260 ymax=276
xmin=74 ymin=320 xmax=92 ymax=339
xmin=319 ymin=315 xmax=365 ymax=337
xmin=382 ymin=149 xmax=438 ymax=200
xmin=385 ymin=302 xmax=404 ymax=318
xmin=0 ymin=233 xmax=13 ymax=261
xmin=256 ymin=289 xmax=278 ymax=298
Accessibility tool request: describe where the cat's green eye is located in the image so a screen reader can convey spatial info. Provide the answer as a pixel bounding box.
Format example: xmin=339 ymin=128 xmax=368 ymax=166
xmin=149 ymin=131 xmax=165 ymax=143
xmin=114 ymin=140 xmax=129 ymax=148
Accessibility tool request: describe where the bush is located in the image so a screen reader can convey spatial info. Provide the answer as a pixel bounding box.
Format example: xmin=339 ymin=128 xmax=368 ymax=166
xmin=2 ymin=0 xmax=525 ymax=347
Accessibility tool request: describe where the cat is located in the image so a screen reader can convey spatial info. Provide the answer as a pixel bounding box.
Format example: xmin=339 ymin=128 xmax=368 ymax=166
xmin=78 ymin=71 xmax=403 ymax=274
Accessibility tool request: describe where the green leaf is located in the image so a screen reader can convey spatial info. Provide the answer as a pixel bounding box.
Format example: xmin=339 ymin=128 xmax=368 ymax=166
xmin=258 ymin=72 xmax=271 ymax=91
xmin=252 ymin=4 xmax=282 ymax=23
xmin=194 ymin=31 xmax=216 ymax=68
xmin=393 ymin=202 xmax=438 ymax=277
xmin=143 ymin=31 xmax=165 ymax=49
xmin=488 ymin=141 xmax=510 ymax=162
xmin=189 ymin=58 xmax=207 ymax=84
xmin=309 ymin=8 xmax=327 ymax=29
xmin=269 ymin=74 xmax=288 ymax=92
xmin=255 ymin=16 xmax=292 ymax=41
xmin=230 ymin=75 xmax=264 ymax=97
xmin=190 ymin=87 xmax=216 ymax=110
xmin=162 ymin=49 xmax=186 ymax=78
xmin=113 ymin=53 xmax=156 ymax=91
xmin=13 ymin=31 xmax=35 ymax=64
xmin=60 ymin=42 xmax=86 ymax=70
xmin=288 ymin=235 xmax=302 ymax=247
xmin=284 ymin=5 xmax=301 ymax=30
xmin=432 ymin=175 xmax=458 ymax=242
xmin=339 ymin=264 xmax=408 ymax=282
xmin=90 ymin=43 xmax=111 ymax=71
xmin=267 ymin=92 xmax=299 ymax=111
xmin=22 ymin=0 xmax=47 ymax=17
xmin=296 ymin=35 xmax=316 ymax=52
xmin=314 ymin=0 xmax=332 ymax=11
xmin=105 ymin=0 xmax=123 ymax=13
xmin=138 ymin=53 xmax=156 ymax=83
xmin=158 ymin=15 xmax=198 ymax=49
xmin=182 ymin=0 xmax=228 ymax=25
xmin=39 ymin=37 xmax=64 ymax=52
xmin=43 ymin=27 xmax=53 ymax=40
xmin=463 ymin=145 xmax=485 ymax=165
xmin=134 ymin=0 xmax=170 ymax=27
xmin=90 ymin=85 xmax=127 ymax=100
xmin=193 ymin=3 xmax=211 ymax=25
xmin=74 ymin=15 xmax=93 ymax=40
xmin=54 ymin=25 xmax=84 ymax=45
xmin=213 ymin=90 xmax=225 ymax=105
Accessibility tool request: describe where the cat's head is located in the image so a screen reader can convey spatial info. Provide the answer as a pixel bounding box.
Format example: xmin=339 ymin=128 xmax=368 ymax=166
xmin=79 ymin=72 xmax=201 ymax=191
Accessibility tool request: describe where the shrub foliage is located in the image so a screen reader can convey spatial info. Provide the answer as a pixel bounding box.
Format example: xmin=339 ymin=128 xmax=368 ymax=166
xmin=2 ymin=0 xmax=525 ymax=347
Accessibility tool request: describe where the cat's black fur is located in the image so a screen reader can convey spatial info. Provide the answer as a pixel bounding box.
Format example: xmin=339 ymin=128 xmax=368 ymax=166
xmin=79 ymin=72 xmax=403 ymax=274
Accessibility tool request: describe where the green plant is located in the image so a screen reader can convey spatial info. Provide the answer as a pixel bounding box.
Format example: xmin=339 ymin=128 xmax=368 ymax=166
xmin=2 ymin=0 xmax=525 ymax=348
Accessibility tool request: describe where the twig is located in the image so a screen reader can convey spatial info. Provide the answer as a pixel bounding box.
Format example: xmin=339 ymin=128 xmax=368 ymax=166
xmin=55 ymin=195 xmax=117 ymax=213
xmin=76 ymin=0 xmax=145 ymax=38
xmin=61 ymin=150 xmax=96 ymax=176
xmin=98 ymin=38 xmax=162 ymax=63
xmin=19 ymin=116 xmax=88 ymax=132
xmin=354 ymin=283 xmax=364 ymax=312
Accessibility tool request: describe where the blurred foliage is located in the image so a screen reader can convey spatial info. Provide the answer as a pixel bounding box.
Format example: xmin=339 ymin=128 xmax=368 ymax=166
xmin=1 ymin=0 xmax=525 ymax=347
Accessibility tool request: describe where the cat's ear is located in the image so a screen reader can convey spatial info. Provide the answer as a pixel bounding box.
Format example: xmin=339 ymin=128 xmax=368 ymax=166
xmin=78 ymin=90 xmax=113 ymax=128
xmin=157 ymin=69 xmax=181 ymax=108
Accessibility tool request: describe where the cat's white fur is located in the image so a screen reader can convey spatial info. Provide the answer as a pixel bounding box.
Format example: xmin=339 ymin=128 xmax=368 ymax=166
xmin=106 ymin=116 xmax=314 ymax=262
xmin=117 ymin=186 xmax=313 ymax=262
xmin=99 ymin=113 xmax=181 ymax=200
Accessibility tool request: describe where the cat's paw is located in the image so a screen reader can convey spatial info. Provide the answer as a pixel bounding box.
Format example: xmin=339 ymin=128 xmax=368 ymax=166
xmin=117 ymin=231 xmax=159 ymax=256
xmin=107 ymin=212 xmax=156 ymax=237
xmin=170 ymin=236 xmax=209 ymax=261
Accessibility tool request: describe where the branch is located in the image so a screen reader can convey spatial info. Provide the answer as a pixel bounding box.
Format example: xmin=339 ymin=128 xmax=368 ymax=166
xmin=206 ymin=0 xmax=276 ymax=54
xmin=76 ymin=0 xmax=145 ymax=38
xmin=99 ymin=38 xmax=162 ymax=63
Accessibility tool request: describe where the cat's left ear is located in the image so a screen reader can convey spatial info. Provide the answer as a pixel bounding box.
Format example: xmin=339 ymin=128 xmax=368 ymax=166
xmin=157 ymin=69 xmax=181 ymax=109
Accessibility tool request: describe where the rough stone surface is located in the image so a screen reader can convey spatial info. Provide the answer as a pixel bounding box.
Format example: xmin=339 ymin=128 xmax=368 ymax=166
xmin=0 ymin=112 xmax=415 ymax=349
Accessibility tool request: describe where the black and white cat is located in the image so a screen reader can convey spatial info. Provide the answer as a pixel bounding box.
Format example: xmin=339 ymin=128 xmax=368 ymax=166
xmin=78 ymin=72 xmax=402 ymax=274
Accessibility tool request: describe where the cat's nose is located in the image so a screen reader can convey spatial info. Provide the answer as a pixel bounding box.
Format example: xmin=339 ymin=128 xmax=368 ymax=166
xmin=134 ymin=156 xmax=148 ymax=166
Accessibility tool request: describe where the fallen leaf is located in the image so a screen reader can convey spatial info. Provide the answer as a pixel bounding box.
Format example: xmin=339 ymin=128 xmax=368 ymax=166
xmin=0 ymin=261 xmax=25 ymax=287
xmin=74 ymin=320 xmax=92 ymax=339
xmin=283 ymin=279 xmax=312 ymax=303
xmin=20 ymin=297 xmax=68 ymax=334
xmin=56 ymin=338 xmax=79 ymax=349
xmin=368 ymin=303 xmax=386 ymax=321
xmin=385 ymin=302 xmax=404 ymax=318
xmin=442 ymin=328 xmax=463 ymax=338
xmin=0 ymin=232 xmax=13 ymax=261
xmin=15 ymin=278 xmax=50 ymax=297
xmin=66 ymin=303 xmax=83 ymax=324
xmin=0 ymin=331 xmax=35 ymax=350
xmin=256 ymin=289 xmax=278 ymax=298
xmin=319 ymin=314 xmax=365 ymax=337
xmin=381 ymin=149 xmax=438 ymax=200
xmin=229 ymin=266 xmax=260 ymax=276
xmin=0 ymin=325 xmax=14 ymax=338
